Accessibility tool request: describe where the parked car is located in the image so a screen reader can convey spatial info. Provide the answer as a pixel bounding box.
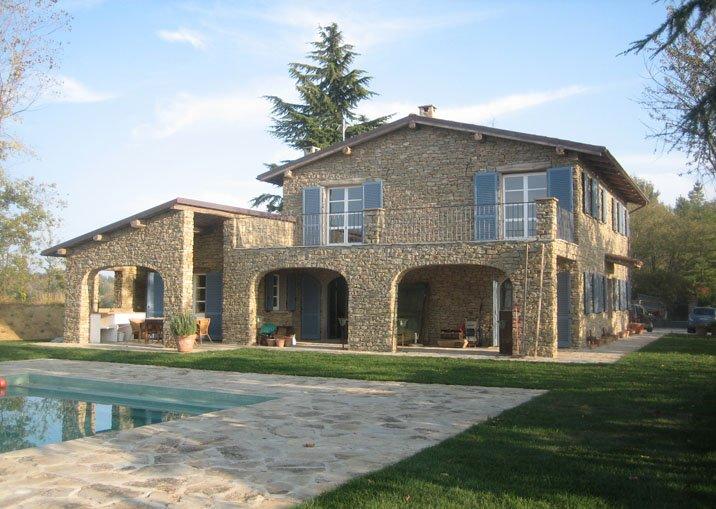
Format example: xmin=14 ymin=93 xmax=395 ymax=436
xmin=629 ymin=303 xmax=654 ymax=332
xmin=687 ymin=307 xmax=716 ymax=333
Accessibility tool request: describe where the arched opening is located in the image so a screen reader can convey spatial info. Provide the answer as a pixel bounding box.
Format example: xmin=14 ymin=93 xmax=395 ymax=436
xmin=85 ymin=265 xmax=165 ymax=344
xmin=394 ymin=264 xmax=505 ymax=349
xmin=256 ymin=267 xmax=348 ymax=344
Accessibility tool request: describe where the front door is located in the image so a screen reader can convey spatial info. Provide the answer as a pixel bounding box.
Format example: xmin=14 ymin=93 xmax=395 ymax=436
xmin=301 ymin=274 xmax=321 ymax=339
xmin=327 ymin=277 xmax=348 ymax=339
xmin=499 ymin=279 xmax=513 ymax=355
xmin=557 ymin=271 xmax=572 ymax=348
xmin=146 ymin=271 xmax=164 ymax=318
xmin=205 ymin=271 xmax=223 ymax=340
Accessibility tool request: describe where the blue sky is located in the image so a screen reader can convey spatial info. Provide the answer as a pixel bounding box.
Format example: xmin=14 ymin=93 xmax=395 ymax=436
xmin=7 ymin=0 xmax=711 ymax=242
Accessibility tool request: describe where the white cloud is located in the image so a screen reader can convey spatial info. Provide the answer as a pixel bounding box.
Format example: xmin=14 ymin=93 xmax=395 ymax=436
xmin=157 ymin=28 xmax=206 ymax=50
xmin=132 ymin=91 xmax=270 ymax=140
xmin=48 ymin=76 xmax=114 ymax=104
xmin=359 ymin=85 xmax=592 ymax=124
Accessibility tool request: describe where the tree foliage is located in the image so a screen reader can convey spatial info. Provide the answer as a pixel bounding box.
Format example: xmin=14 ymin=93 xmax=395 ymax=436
xmin=631 ymin=178 xmax=716 ymax=317
xmin=252 ymin=23 xmax=389 ymax=212
xmin=627 ymin=1 xmax=716 ymax=178
xmin=0 ymin=1 xmax=69 ymax=301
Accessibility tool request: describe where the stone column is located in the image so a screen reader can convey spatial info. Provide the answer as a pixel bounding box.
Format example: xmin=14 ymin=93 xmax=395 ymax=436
xmin=346 ymin=263 xmax=395 ymax=352
xmin=161 ymin=210 xmax=195 ymax=345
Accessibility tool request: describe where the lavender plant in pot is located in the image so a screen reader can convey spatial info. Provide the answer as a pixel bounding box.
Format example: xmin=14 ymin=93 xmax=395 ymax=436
xmin=170 ymin=311 xmax=197 ymax=353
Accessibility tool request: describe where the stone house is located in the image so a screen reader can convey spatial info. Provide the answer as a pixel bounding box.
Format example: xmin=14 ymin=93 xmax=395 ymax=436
xmin=43 ymin=106 xmax=647 ymax=356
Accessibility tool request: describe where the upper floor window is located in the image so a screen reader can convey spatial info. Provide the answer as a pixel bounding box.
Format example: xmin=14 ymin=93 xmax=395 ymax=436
xmin=328 ymin=186 xmax=363 ymax=244
xmin=503 ymin=173 xmax=546 ymax=238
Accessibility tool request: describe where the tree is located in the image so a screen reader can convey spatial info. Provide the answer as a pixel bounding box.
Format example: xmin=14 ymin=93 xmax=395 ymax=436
xmin=251 ymin=23 xmax=390 ymax=212
xmin=625 ymin=1 xmax=716 ymax=178
xmin=0 ymin=1 xmax=69 ymax=301
xmin=630 ymin=178 xmax=716 ymax=317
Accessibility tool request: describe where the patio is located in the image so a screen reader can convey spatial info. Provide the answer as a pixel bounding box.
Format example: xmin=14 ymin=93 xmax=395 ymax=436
xmin=0 ymin=359 xmax=542 ymax=507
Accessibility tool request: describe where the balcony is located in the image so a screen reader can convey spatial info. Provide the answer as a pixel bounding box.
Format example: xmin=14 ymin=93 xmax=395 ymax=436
xmin=298 ymin=198 xmax=574 ymax=247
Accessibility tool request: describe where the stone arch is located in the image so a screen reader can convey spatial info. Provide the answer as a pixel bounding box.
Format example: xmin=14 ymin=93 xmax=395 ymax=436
xmin=390 ymin=262 xmax=507 ymax=349
xmin=249 ymin=265 xmax=350 ymax=343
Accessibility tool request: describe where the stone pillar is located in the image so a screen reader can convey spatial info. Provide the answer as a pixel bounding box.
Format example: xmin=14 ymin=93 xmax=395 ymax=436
xmin=535 ymin=197 xmax=557 ymax=240
xmin=114 ymin=266 xmax=138 ymax=310
xmin=161 ymin=210 xmax=195 ymax=345
xmin=64 ymin=260 xmax=90 ymax=343
xmin=363 ymin=208 xmax=385 ymax=244
xmin=221 ymin=270 xmax=256 ymax=345
xmin=346 ymin=265 xmax=395 ymax=352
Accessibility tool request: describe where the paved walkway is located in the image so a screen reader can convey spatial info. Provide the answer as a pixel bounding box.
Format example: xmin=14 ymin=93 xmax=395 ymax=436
xmin=32 ymin=329 xmax=672 ymax=364
xmin=0 ymin=360 xmax=543 ymax=508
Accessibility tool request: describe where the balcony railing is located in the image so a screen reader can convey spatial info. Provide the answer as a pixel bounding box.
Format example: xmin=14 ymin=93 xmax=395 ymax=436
xmin=299 ymin=200 xmax=573 ymax=246
xmin=557 ymin=206 xmax=575 ymax=242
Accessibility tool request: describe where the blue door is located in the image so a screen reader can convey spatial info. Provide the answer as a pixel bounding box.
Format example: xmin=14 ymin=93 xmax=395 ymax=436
xmin=301 ymin=274 xmax=321 ymax=339
xmin=205 ymin=271 xmax=223 ymax=340
xmin=146 ymin=271 xmax=164 ymax=318
xmin=557 ymin=271 xmax=571 ymax=348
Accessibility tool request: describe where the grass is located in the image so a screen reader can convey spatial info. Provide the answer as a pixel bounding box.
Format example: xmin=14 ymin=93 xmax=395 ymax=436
xmin=1 ymin=335 xmax=714 ymax=507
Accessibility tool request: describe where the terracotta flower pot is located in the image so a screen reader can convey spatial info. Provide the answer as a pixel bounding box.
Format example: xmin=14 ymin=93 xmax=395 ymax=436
xmin=275 ymin=338 xmax=286 ymax=348
xmin=266 ymin=338 xmax=276 ymax=347
xmin=177 ymin=334 xmax=196 ymax=353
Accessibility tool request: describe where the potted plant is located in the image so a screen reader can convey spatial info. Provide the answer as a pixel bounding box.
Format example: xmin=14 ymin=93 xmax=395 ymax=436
xmin=170 ymin=311 xmax=197 ymax=353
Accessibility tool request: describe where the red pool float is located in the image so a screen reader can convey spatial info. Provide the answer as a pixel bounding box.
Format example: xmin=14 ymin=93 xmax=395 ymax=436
xmin=0 ymin=389 xmax=5 ymax=398
xmin=0 ymin=377 xmax=7 ymax=389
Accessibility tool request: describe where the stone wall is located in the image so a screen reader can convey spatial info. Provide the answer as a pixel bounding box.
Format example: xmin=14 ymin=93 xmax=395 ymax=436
xmin=194 ymin=227 xmax=223 ymax=273
xmin=281 ymin=125 xmax=578 ymax=244
xmin=62 ymin=210 xmax=195 ymax=344
xmin=0 ymin=303 xmax=64 ymax=340
xmin=572 ymin=163 xmax=631 ymax=344
xmin=228 ymin=216 xmax=295 ymax=248
xmin=223 ymin=230 xmax=559 ymax=355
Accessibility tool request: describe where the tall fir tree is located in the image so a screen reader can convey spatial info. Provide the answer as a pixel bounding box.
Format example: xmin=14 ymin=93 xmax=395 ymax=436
xmin=251 ymin=23 xmax=390 ymax=212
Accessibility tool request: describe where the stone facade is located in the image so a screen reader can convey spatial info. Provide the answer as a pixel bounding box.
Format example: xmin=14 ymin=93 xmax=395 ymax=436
xmin=62 ymin=210 xmax=195 ymax=345
xmin=55 ymin=121 xmax=639 ymax=357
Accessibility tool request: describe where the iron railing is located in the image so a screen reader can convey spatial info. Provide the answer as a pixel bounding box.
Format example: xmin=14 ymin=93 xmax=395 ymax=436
xmin=300 ymin=202 xmax=567 ymax=246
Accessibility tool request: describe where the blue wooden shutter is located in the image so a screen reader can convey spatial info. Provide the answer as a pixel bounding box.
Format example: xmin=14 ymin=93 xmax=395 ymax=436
xmin=584 ymin=271 xmax=592 ymax=314
xmin=285 ymin=272 xmax=296 ymax=311
xmin=362 ymin=180 xmax=383 ymax=209
xmin=583 ymin=173 xmax=590 ymax=214
xmin=205 ymin=271 xmax=223 ymax=339
xmin=264 ymin=273 xmax=273 ymax=311
xmin=591 ymin=179 xmax=600 ymax=217
xmin=626 ymin=280 xmax=631 ymax=307
xmin=625 ymin=208 xmax=630 ymax=236
xmin=474 ymin=171 xmax=498 ymax=240
xmin=302 ymin=186 xmax=322 ymax=245
xmin=557 ymin=272 xmax=572 ymax=348
xmin=547 ymin=166 xmax=573 ymax=212
xmin=594 ymin=274 xmax=601 ymax=313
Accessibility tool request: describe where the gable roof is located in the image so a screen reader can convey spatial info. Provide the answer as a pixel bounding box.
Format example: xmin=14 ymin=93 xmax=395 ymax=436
xmin=41 ymin=197 xmax=292 ymax=257
xmin=257 ymin=114 xmax=648 ymax=206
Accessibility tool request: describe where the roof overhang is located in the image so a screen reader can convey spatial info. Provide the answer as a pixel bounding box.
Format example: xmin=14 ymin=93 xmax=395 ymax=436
xmin=606 ymin=253 xmax=644 ymax=269
xmin=41 ymin=197 xmax=292 ymax=257
xmin=257 ymin=114 xmax=648 ymax=206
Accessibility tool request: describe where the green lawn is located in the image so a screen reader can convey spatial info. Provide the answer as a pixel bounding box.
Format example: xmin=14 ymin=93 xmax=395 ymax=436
xmin=1 ymin=335 xmax=714 ymax=507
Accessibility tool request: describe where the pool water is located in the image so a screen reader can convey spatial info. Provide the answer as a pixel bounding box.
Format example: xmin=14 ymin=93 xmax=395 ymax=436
xmin=0 ymin=374 xmax=274 ymax=454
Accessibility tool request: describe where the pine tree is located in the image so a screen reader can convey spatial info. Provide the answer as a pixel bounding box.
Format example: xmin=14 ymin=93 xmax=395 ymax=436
xmin=251 ymin=23 xmax=390 ymax=212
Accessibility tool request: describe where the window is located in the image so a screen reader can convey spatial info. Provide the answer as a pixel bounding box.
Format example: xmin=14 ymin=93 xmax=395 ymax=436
xmin=328 ymin=186 xmax=364 ymax=244
xmin=194 ymin=274 xmax=207 ymax=314
xmin=503 ymin=173 xmax=546 ymax=238
xmin=271 ymin=274 xmax=280 ymax=310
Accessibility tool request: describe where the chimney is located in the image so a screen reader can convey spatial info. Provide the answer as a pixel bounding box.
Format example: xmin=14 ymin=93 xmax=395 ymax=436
xmin=303 ymin=145 xmax=320 ymax=156
xmin=418 ymin=104 xmax=437 ymax=118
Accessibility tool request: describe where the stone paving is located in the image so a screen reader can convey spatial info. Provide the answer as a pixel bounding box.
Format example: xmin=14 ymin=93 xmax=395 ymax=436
xmin=0 ymin=360 xmax=544 ymax=508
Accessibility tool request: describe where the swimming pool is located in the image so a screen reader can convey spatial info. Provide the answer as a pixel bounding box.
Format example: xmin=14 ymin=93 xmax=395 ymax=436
xmin=0 ymin=374 xmax=274 ymax=454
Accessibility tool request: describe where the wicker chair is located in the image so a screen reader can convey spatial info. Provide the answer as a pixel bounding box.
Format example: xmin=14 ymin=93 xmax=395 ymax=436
xmin=196 ymin=317 xmax=212 ymax=345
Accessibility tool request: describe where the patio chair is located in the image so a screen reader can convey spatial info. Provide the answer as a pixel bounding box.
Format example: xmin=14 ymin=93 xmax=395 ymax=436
xmin=129 ymin=319 xmax=146 ymax=341
xmin=258 ymin=323 xmax=278 ymax=346
xmin=144 ymin=319 xmax=164 ymax=345
xmin=196 ymin=317 xmax=211 ymax=345
xmin=465 ymin=320 xmax=478 ymax=346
